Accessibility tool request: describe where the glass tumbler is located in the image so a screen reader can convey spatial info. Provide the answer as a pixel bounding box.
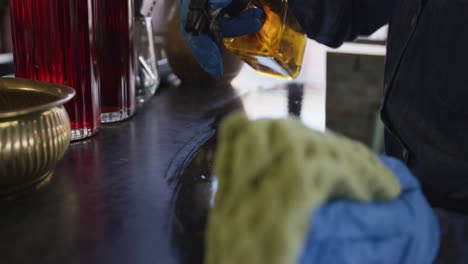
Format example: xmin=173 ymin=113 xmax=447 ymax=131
xmin=135 ymin=16 xmax=159 ymax=105
xmin=9 ymin=0 xmax=100 ymax=141
xmin=93 ymin=0 xmax=136 ymax=123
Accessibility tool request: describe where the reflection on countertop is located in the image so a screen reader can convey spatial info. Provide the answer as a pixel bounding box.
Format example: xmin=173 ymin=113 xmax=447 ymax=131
xmin=1 ymin=77 xmax=464 ymax=264
xmin=170 ymin=137 xmax=217 ymax=264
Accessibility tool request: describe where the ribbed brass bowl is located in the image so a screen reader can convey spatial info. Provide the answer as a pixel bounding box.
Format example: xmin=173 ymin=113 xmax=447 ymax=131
xmin=0 ymin=78 xmax=75 ymax=198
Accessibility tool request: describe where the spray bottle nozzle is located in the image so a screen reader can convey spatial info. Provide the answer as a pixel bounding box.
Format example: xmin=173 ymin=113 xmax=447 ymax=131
xmin=184 ymin=0 xmax=210 ymax=35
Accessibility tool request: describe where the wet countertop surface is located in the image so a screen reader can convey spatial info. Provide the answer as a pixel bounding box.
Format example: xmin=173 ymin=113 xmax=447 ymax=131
xmin=0 ymin=79 xmax=466 ymax=264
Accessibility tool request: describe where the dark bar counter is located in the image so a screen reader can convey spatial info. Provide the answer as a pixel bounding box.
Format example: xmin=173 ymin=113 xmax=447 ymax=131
xmin=0 ymin=79 xmax=466 ymax=263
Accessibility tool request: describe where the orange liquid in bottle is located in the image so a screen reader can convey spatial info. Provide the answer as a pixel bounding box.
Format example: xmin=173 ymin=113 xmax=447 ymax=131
xmin=223 ymin=0 xmax=306 ymax=79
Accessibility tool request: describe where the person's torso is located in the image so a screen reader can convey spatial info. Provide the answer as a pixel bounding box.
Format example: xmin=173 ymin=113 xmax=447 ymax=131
xmin=383 ymin=0 xmax=468 ymax=212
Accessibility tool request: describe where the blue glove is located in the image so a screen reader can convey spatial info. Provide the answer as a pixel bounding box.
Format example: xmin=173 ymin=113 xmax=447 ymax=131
xmin=180 ymin=0 xmax=264 ymax=76
xmin=299 ymin=156 xmax=440 ymax=264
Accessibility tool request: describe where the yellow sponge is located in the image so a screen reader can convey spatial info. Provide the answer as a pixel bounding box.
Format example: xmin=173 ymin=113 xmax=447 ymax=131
xmin=206 ymin=113 xmax=401 ymax=264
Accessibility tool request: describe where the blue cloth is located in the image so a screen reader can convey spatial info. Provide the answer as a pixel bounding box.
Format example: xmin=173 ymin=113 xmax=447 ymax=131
xmin=299 ymin=156 xmax=440 ymax=264
xmin=180 ymin=0 xmax=263 ymax=76
xmin=287 ymin=0 xmax=468 ymax=213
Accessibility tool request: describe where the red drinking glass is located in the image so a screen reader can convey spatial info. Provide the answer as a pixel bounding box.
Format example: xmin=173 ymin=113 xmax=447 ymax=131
xmin=9 ymin=0 xmax=100 ymax=141
xmin=93 ymin=0 xmax=136 ymax=123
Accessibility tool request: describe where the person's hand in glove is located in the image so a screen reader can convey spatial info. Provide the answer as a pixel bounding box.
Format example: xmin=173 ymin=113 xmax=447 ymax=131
xmin=180 ymin=0 xmax=264 ymax=77
xmin=300 ymin=156 xmax=441 ymax=264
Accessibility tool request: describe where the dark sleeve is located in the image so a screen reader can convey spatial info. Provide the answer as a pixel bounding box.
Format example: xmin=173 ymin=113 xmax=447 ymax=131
xmin=288 ymin=0 xmax=393 ymax=48
xmin=433 ymin=208 xmax=468 ymax=263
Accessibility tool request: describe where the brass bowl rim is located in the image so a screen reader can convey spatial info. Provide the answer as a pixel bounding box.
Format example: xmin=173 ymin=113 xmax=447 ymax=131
xmin=0 ymin=77 xmax=76 ymax=119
